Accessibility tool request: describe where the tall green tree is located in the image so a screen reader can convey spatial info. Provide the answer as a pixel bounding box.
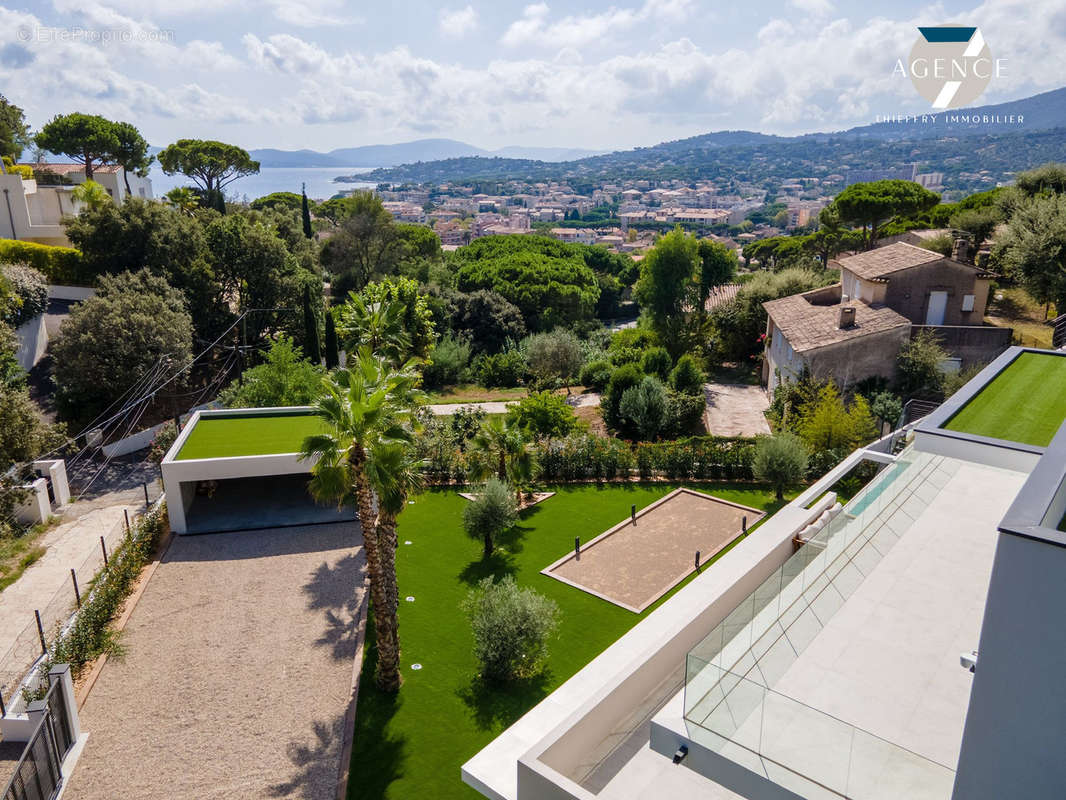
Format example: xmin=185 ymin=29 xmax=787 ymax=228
xmin=219 ymin=336 xmax=323 ymax=408
xmin=324 ymin=308 xmax=340 ymax=370
xmin=834 ymin=180 xmax=941 ymax=249
xmin=111 ymin=121 xmax=153 ymax=195
xmin=319 ymin=191 xmax=401 ymax=292
xmin=35 ymin=113 xmax=121 ymax=180
xmin=0 ymin=95 xmax=30 ymax=162
xmin=157 ymin=139 xmax=260 ymax=212
xmin=997 ymin=192 xmax=1066 ymax=315
xmin=694 ymin=239 xmax=737 ymax=314
xmin=301 ymin=185 xmax=313 ymax=239
xmin=634 ymin=227 xmax=697 ymax=358
xmin=302 ymin=284 xmax=322 ymax=364
xmin=300 ymin=349 xmax=422 ymax=692
xmin=336 ymin=278 xmax=435 ymax=366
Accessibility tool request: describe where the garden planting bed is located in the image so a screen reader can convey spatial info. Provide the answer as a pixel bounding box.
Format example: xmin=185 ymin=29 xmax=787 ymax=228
xmin=542 ymin=487 xmax=763 ymax=612
xmin=458 ymin=490 xmax=554 ymax=511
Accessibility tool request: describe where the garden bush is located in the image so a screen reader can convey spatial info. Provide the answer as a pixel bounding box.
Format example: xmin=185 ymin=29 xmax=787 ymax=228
xmin=0 ymin=240 xmax=86 ymax=285
xmin=1 ymin=263 xmax=48 ymax=327
xmin=669 ymin=354 xmax=705 ymax=395
xmin=505 ymin=391 xmax=577 ymax=441
xmin=422 ymin=333 xmax=471 ymax=389
xmin=47 ymin=502 xmax=167 ymax=677
xmin=464 ymin=575 xmax=559 ymax=682
xmin=472 ymin=348 xmax=525 ymax=388
xmin=619 ymin=376 xmax=668 ymax=440
xmin=601 ymin=362 xmax=643 ymax=430
xmin=579 ymin=359 xmax=613 ymax=392
xmin=640 ymin=347 xmax=672 ymax=380
xmin=753 ymin=433 xmax=809 ymax=500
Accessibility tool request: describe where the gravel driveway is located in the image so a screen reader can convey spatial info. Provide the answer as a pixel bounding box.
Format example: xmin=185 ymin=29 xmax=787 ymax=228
xmin=64 ymin=522 xmax=366 ymax=800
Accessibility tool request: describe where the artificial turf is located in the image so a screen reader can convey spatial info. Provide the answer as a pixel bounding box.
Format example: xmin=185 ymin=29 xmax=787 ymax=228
xmin=346 ymin=483 xmax=786 ymax=800
xmin=175 ymin=412 xmax=327 ymax=460
xmin=943 ymin=352 xmax=1066 ymax=447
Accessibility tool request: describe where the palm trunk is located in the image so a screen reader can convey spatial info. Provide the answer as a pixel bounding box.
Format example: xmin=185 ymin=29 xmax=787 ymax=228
xmin=375 ymin=513 xmax=402 ymax=692
xmin=351 ymin=446 xmax=401 ymax=692
xmin=498 ymin=450 xmax=506 ymax=482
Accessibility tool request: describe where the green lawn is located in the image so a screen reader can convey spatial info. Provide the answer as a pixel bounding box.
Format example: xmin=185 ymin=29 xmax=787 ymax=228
xmin=943 ymin=352 xmax=1066 ymax=447
xmin=346 ymin=483 xmax=786 ymax=800
xmin=176 ymin=411 xmax=327 ymax=460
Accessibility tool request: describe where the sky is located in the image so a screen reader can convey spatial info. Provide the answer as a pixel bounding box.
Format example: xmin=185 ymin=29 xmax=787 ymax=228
xmin=1 ymin=0 xmax=1063 ymax=153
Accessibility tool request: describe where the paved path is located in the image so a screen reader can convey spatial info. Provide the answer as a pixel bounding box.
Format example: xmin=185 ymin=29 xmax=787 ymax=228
xmin=65 ymin=523 xmax=366 ymax=800
xmin=703 ymin=382 xmax=771 ymax=437
xmin=0 ymin=503 xmax=140 ymax=681
xmin=428 ymin=393 xmax=600 ymax=416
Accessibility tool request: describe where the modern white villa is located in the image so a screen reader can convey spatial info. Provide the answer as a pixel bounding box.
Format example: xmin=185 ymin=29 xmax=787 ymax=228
xmin=463 ymin=346 xmax=1066 ymax=800
xmin=0 ymin=163 xmax=152 ymax=246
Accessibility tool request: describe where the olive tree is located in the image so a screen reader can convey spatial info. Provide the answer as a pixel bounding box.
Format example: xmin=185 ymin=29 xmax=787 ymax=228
xmin=462 ymin=477 xmax=518 ymax=560
xmin=753 ymin=433 xmax=809 ymax=501
xmin=464 ymin=575 xmax=559 ymax=683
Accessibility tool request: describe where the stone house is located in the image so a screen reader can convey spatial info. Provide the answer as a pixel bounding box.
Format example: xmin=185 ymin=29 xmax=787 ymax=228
xmin=762 ymin=241 xmax=1010 ymax=394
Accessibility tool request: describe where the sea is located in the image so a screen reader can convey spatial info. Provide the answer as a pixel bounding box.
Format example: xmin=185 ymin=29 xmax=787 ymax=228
xmin=147 ymin=165 xmax=379 ymax=202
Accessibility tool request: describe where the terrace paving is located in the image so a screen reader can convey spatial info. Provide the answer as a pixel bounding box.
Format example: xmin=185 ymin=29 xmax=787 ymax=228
xmin=63 ymin=522 xmax=366 ymax=800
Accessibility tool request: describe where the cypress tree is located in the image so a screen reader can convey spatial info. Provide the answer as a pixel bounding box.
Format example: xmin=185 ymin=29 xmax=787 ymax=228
xmin=324 ymin=306 xmax=339 ymax=370
xmin=301 ymin=183 xmax=313 ymax=239
xmin=302 ymin=284 xmax=322 ymax=364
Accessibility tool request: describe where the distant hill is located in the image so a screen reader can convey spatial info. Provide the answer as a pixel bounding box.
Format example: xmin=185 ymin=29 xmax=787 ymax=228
xmin=248 ymin=139 xmax=605 ymax=168
xmin=356 ymin=86 xmax=1066 ymax=195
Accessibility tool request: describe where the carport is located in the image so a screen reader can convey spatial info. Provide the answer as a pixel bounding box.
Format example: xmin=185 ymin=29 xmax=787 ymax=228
xmin=161 ymin=408 xmax=354 ymax=534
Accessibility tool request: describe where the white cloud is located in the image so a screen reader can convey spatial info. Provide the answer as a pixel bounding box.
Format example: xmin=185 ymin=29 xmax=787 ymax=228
xmin=788 ymin=0 xmax=834 ymax=16
xmin=438 ymin=5 xmax=478 ymax=38
xmin=501 ymin=0 xmax=691 ymax=48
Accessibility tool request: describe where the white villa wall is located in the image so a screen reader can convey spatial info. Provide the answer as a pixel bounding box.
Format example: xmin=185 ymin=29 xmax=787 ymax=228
xmin=13 ymin=312 xmax=47 ymax=370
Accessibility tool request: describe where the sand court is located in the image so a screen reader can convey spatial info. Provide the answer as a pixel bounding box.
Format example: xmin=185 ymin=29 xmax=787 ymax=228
xmin=543 ymin=488 xmax=763 ymax=612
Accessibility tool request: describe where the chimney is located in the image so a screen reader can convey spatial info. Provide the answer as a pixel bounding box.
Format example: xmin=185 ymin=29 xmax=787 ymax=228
xmin=951 ymin=237 xmax=971 ymax=263
xmin=838 ymin=305 xmax=856 ymax=329
xmin=975 ymin=250 xmax=990 ymax=268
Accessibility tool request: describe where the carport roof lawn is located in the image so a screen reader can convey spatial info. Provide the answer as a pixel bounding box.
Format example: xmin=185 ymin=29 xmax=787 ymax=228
xmin=942 ymin=351 xmax=1066 ymax=447
xmin=175 ymin=412 xmax=327 ymax=460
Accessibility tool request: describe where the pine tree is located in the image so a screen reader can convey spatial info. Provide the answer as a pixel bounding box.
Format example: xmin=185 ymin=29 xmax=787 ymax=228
xmin=302 ymin=284 xmax=322 ymax=364
xmin=301 ymin=183 xmax=313 ymax=239
xmin=324 ymin=306 xmax=340 ymax=369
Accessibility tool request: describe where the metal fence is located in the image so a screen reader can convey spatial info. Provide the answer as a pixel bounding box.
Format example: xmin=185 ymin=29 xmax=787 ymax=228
xmin=0 ymin=482 xmax=162 ymax=711
xmin=1 ymin=677 xmax=75 ymax=800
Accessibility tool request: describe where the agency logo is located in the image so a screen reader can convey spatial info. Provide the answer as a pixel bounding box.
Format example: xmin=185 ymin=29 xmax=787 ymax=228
xmin=894 ymin=25 xmax=1006 ymax=109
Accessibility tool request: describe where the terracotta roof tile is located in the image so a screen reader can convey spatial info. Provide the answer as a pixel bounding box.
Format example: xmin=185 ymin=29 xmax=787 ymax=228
xmin=834 ymin=242 xmax=943 ymax=280
xmin=764 ymin=288 xmax=910 ymax=353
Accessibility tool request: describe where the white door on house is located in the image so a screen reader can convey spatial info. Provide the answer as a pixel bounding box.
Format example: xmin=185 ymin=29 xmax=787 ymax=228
xmin=925 ymin=291 xmax=948 ymax=325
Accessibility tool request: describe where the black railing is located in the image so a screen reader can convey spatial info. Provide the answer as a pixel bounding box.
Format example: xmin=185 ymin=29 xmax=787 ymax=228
xmin=1052 ymin=314 xmax=1066 ymax=350
xmin=1 ymin=676 xmax=75 ymax=800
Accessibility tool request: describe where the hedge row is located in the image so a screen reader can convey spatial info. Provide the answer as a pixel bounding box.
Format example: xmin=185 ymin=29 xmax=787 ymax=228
xmin=46 ymin=502 xmax=167 ymax=678
xmin=0 ymin=240 xmax=88 ymax=286
xmin=421 ymin=433 xmax=757 ymax=484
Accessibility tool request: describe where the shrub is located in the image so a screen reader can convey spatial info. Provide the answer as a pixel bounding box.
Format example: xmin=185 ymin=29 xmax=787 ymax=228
xmin=506 ymin=391 xmax=577 ymax=441
xmin=602 ymin=363 xmax=644 ymax=431
xmin=868 ymin=391 xmax=903 ymax=429
xmin=0 ymin=240 xmax=85 ymax=285
xmin=462 ymin=478 xmax=518 ymax=559
xmin=669 ymin=354 xmax=705 ymax=395
xmin=896 ymin=330 xmax=949 ymax=400
xmin=218 ymin=336 xmax=324 ymax=408
xmin=1 ymin=263 xmax=47 ymax=327
xmin=640 ymin=346 xmax=672 ymax=380
xmin=48 ymin=502 xmax=167 ymax=677
xmin=464 ymin=575 xmax=559 ymax=683
xmin=753 ymin=433 xmax=809 ymax=500
xmin=618 ymin=376 xmax=668 ymax=440
xmin=148 ymin=421 xmax=178 ymax=465
xmin=665 ymin=388 xmax=706 ymax=437
xmin=607 ymin=327 xmax=657 ymax=366
xmin=523 ymin=328 xmax=585 ymax=391
xmin=422 ymin=333 xmax=470 ymax=390
xmin=579 ymin=359 xmax=613 ymax=392
xmin=472 ymin=348 xmax=525 ymax=388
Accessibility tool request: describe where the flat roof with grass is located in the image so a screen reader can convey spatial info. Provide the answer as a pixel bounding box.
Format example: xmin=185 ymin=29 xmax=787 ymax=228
xmin=942 ymin=351 xmax=1066 ymax=447
xmin=175 ymin=410 xmax=327 ymax=460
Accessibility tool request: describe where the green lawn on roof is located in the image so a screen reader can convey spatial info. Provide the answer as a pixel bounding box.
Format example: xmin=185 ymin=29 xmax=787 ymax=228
xmin=175 ymin=412 xmax=327 ymax=460
xmin=346 ymin=483 xmax=787 ymax=800
xmin=943 ymin=352 xmax=1066 ymax=447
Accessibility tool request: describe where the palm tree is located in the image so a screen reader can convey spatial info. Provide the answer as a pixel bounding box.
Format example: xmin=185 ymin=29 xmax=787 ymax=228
xmin=469 ymin=417 xmax=537 ymax=504
xmin=71 ymin=179 xmax=111 ymax=212
xmin=300 ymin=347 xmax=422 ymax=692
xmin=365 ymin=438 xmax=424 ymax=672
xmin=164 ymin=186 xmax=200 ymax=216
xmin=336 ymin=291 xmax=411 ymax=366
